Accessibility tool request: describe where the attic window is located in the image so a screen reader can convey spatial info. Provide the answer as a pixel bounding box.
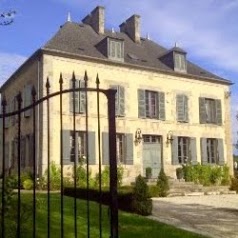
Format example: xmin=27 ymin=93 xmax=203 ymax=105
xmin=108 ymin=38 xmax=124 ymax=62
xmin=174 ymin=53 xmax=186 ymax=73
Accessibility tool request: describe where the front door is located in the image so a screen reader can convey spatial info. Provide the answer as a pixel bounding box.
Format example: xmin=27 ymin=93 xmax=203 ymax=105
xmin=142 ymin=135 xmax=162 ymax=178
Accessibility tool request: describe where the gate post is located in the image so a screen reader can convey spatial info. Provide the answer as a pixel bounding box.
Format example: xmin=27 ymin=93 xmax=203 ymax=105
xmin=107 ymin=89 xmax=118 ymax=238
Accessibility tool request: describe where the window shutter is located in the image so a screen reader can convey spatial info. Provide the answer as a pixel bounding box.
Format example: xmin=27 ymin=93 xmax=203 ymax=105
xmin=189 ymin=137 xmax=197 ymax=164
xmin=215 ymin=99 xmax=222 ymax=125
xmin=70 ymin=80 xmax=80 ymax=113
xmin=199 ymin=97 xmax=206 ymax=124
xmin=24 ymin=85 xmax=32 ymax=117
xmin=138 ymin=89 xmax=146 ymax=118
xmin=184 ymin=95 xmax=189 ymax=122
xmin=172 ymin=136 xmax=178 ymax=165
xmin=62 ymin=130 xmax=71 ymax=164
xmin=200 ymin=138 xmax=208 ymax=164
xmin=28 ymin=134 xmax=34 ymax=168
xmin=20 ymin=137 xmax=26 ymax=168
xmin=158 ymin=92 xmax=165 ymax=120
xmin=110 ymin=85 xmax=119 ymax=116
xmin=176 ymin=95 xmax=185 ymax=121
xmin=88 ymin=131 xmax=96 ymax=165
xmin=79 ymin=80 xmax=86 ymax=114
xmin=102 ymin=132 xmax=109 ymax=165
xmin=125 ymin=133 xmax=134 ymax=165
xmin=11 ymin=98 xmax=15 ymax=126
xmin=4 ymin=104 xmax=10 ymax=129
xmin=217 ymin=139 xmax=224 ymax=165
xmin=118 ymin=86 xmax=125 ymax=116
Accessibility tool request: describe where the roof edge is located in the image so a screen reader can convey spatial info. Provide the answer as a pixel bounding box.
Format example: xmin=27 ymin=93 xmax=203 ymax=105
xmin=41 ymin=48 xmax=233 ymax=86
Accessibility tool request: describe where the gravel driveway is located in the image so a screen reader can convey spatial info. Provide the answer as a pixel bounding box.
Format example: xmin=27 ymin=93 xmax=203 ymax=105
xmin=151 ymin=194 xmax=238 ymax=238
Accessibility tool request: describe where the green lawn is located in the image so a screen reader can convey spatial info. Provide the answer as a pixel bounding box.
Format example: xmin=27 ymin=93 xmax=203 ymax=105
xmin=4 ymin=193 xmax=207 ymax=238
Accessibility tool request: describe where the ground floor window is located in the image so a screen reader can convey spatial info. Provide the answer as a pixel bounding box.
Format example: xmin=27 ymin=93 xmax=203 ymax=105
xmin=70 ymin=131 xmax=86 ymax=162
xmin=206 ymin=138 xmax=218 ymax=164
xmin=116 ymin=133 xmax=125 ymax=163
xmin=178 ymin=137 xmax=189 ymax=164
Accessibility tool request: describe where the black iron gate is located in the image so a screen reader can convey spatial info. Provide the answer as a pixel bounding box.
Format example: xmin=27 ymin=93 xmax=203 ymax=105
xmin=0 ymin=71 xmax=118 ymax=238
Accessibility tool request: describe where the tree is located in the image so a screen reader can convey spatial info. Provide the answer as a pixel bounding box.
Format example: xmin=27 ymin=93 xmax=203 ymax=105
xmin=0 ymin=10 xmax=16 ymax=25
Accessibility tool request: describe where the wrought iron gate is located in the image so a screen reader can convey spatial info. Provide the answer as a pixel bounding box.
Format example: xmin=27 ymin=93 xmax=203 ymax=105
xmin=0 ymin=71 xmax=118 ymax=238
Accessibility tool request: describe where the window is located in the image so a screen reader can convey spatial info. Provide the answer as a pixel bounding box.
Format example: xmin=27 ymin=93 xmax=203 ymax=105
xmin=174 ymin=53 xmax=186 ymax=72
xmin=116 ymin=134 xmax=126 ymax=163
xmin=110 ymin=85 xmax=125 ymax=116
xmin=70 ymin=79 xmax=85 ymax=114
xmin=108 ymin=39 xmax=124 ymax=62
xmin=70 ymin=131 xmax=86 ymax=162
xmin=176 ymin=94 xmax=188 ymax=122
xmin=23 ymin=84 xmax=32 ymax=118
xmin=178 ymin=137 xmax=189 ymax=164
xmin=201 ymin=138 xmax=224 ymax=165
xmin=199 ymin=97 xmax=222 ymax=124
xmin=138 ymin=89 xmax=165 ymax=120
xmin=143 ymin=135 xmax=161 ymax=143
xmin=172 ymin=136 xmax=197 ymax=165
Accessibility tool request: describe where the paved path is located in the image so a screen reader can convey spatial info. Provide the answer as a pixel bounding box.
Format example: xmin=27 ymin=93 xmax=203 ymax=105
xmin=151 ymin=194 xmax=238 ymax=238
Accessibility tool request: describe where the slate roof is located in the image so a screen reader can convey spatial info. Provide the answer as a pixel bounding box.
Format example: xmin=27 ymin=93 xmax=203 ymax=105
xmin=43 ymin=21 xmax=231 ymax=84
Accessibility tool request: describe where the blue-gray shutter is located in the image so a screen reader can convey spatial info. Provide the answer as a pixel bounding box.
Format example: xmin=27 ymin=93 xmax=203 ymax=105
xmin=138 ymin=89 xmax=146 ymax=118
xmin=201 ymin=138 xmax=208 ymax=164
xmin=102 ymin=132 xmax=109 ymax=165
xmin=176 ymin=95 xmax=185 ymax=122
xmin=172 ymin=136 xmax=178 ymax=165
xmin=189 ymin=137 xmax=197 ymax=164
xmin=215 ymin=99 xmax=222 ymax=125
xmin=158 ymin=92 xmax=165 ymax=120
xmin=118 ymin=86 xmax=125 ymax=116
xmin=24 ymin=85 xmax=31 ymax=117
xmin=70 ymin=80 xmax=80 ymax=113
xmin=110 ymin=85 xmax=119 ymax=116
xmin=125 ymin=133 xmax=134 ymax=165
xmin=184 ymin=95 xmax=189 ymax=122
xmin=63 ymin=130 xmax=71 ymax=164
xmin=79 ymin=80 xmax=86 ymax=113
xmin=217 ymin=139 xmax=224 ymax=165
xmin=88 ymin=131 xmax=96 ymax=165
xmin=199 ymin=97 xmax=206 ymax=124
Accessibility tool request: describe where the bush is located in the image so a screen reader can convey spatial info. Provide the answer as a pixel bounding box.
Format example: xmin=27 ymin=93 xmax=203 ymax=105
xmin=221 ymin=165 xmax=230 ymax=185
xmin=132 ymin=175 xmax=152 ymax=215
xmin=230 ymin=177 xmax=238 ymax=192
xmin=44 ymin=162 xmax=61 ymax=190
xmin=23 ymin=179 xmax=33 ymax=190
xmin=176 ymin=167 xmax=184 ymax=180
xmin=157 ymin=169 xmax=169 ymax=197
xmin=148 ymin=185 xmax=160 ymax=197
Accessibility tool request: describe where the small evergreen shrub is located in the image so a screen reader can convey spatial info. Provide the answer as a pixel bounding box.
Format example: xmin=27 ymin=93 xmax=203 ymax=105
xmin=44 ymin=162 xmax=61 ymax=190
xmin=132 ymin=175 xmax=152 ymax=215
xmin=23 ymin=179 xmax=33 ymax=190
xmin=157 ymin=169 xmax=169 ymax=197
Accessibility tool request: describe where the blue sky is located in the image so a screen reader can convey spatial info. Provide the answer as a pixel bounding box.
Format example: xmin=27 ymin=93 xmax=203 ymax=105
xmin=1 ymin=0 xmax=238 ymax=153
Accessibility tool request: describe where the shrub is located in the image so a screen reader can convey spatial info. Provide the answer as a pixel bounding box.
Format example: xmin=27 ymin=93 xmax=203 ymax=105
xmin=117 ymin=165 xmax=124 ymax=187
xmin=176 ymin=167 xmax=184 ymax=180
xmin=148 ymin=185 xmax=160 ymax=197
xmin=230 ymin=177 xmax=238 ymax=192
xmin=23 ymin=179 xmax=33 ymax=190
xmin=157 ymin=169 xmax=169 ymax=197
xmin=221 ymin=165 xmax=230 ymax=185
xmin=145 ymin=167 xmax=152 ymax=179
xmin=44 ymin=162 xmax=61 ymax=190
xmin=132 ymin=175 xmax=152 ymax=215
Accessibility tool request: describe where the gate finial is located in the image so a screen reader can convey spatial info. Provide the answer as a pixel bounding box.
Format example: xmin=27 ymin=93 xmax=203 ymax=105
xmin=59 ymin=73 xmax=63 ymax=84
xmin=96 ymin=73 xmax=100 ymax=85
xmin=46 ymin=77 xmax=50 ymax=94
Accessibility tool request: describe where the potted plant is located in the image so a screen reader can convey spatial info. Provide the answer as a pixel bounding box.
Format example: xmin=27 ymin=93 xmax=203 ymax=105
xmin=146 ymin=167 xmax=152 ymax=179
xmin=176 ymin=167 xmax=184 ymax=180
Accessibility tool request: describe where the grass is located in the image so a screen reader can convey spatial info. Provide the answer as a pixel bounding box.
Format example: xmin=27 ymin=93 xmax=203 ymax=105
xmin=2 ymin=193 xmax=207 ymax=238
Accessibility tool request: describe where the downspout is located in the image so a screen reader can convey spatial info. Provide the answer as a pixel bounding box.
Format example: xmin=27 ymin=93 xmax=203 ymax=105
xmin=37 ymin=58 xmax=40 ymax=176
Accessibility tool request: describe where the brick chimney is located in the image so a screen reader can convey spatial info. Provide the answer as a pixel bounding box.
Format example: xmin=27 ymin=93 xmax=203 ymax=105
xmin=82 ymin=6 xmax=105 ymax=34
xmin=119 ymin=15 xmax=141 ymax=43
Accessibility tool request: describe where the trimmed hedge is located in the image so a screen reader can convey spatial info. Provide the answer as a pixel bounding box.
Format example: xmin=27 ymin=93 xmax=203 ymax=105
xmin=64 ymin=187 xmax=134 ymax=213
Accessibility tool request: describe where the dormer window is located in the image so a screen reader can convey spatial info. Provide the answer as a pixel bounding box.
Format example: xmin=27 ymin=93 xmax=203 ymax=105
xmin=108 ymin=38 xmax=124 ymax=62
xmin=174 ymin=52 xmax=186 ymax=73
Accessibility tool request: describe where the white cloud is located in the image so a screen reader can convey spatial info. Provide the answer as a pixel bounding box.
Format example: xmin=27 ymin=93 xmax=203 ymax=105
xmin=0 ymin=52 xmax=26 ymax=86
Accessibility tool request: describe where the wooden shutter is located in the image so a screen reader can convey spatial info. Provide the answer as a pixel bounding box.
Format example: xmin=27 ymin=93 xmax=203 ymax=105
xmin=102 ymin=132 xmax=109 ymax=165
xmin=79 ymin=80 xmax=86 ymax=113
xmin=118 ymin=86 xmax=125 ymax=116
xmin=24 ymin=85 xmax=32 ymax=117
xmin=215 ymin=99 xmax=222 ymax=125
xmin=184 ymin=95 xmax=189 ymax=122
xmin=200 ymin=138 xmax=208 ymax=164
xmin=217 ymin=139 xmax=224 ymax=165
xmin=172 ymin=136 xmax=178 ymax=165
xmin=88 ymin=131 xmax=96 ymax=165
xmin=199 ymin=97 xmax=206 ymax=124
xmin=62 ymin=130 xmax=71 ymax=164
xmin=158 ymin=92 xmax=165 ymax=120
xmin=70 ymin=80 xmax=80 ymax=113
xmin=138 ymin=89 xmax=146 ymax=118
xmin=125 ymin=133 xmax=134 ymax=165
xmin=189 ymin=137 xmax=197 ymax=164
xmin=110 ymin=85 xmax=119 ymax=116
xmin=177 ymin=95 xmax=185 ymax=121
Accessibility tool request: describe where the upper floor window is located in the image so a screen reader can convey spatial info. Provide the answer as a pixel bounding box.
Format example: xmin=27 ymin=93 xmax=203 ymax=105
xmin=138 ymin=89 xmax=165 ymax=120
xmin=108 ymin=39 xmax=124 ymax=62
xmin=174 ymin=53 xmax=186 ymax=73
xmin=70 ymin=79 xmax=85 ymax=114
xmin=199 ymin=97 xmax=222 ymax=125
xmin=176 ymin=94 xmax=188 ymax=122
xmin=110 ymin=85 xmax=125 ymax=117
